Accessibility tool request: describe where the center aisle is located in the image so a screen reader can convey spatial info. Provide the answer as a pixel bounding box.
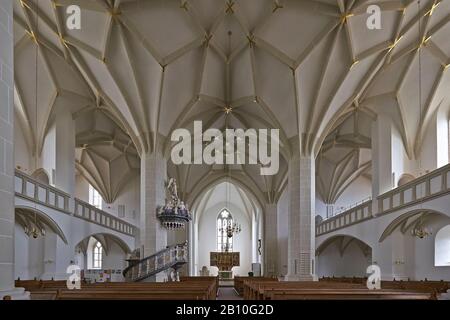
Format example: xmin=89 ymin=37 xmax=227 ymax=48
xmin=217 ymin=287 xmax=243 ymax=300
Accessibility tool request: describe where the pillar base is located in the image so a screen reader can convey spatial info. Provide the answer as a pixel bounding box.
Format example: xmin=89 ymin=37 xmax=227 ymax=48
xmin=0 ymin=288 xmax=30 ymax=300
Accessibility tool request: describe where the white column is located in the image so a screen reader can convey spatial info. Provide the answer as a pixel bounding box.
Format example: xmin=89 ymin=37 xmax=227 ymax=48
xmin=371 ymin=114 xmax=394 ymax=200
xmin=54 ymin=109 xmax=75 ymax=196
xmin=0 ymin=0 xmax=29 ymax=299
xmin=264 ymin=203 xmax=277 ymax=276
xmin=286 ymin=154 xmax=316 ymax=281
xmin=251 ymin=212 xmax=257 ymax=264
xmin=421 ymin=108 xmax=449 ymax=170
xmin=140 ymin=151 xmax=167 ymax=258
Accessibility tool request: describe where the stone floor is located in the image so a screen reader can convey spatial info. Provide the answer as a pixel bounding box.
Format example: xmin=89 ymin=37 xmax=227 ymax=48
xmin=217 ymin=287 xmax=242 ymax=300
xmin=219 ymin=279 xmax=234 ymax=287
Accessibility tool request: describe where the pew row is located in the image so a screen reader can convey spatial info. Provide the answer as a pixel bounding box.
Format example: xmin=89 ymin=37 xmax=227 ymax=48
xmin=16 ymin=277 xmax=218 ymax=300
xmin=241 ymin=279 xmax=439 ymax=300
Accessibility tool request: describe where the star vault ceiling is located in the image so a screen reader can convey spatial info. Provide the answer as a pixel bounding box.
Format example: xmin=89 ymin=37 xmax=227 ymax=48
xmin=13 ymin=0 xmax=450 ymax=205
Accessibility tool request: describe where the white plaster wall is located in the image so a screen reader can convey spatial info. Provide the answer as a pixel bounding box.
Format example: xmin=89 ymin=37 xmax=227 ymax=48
xmin=14 ymin=225 xmax=29 ymax=279
xmin=417 ymin=107 xmax=449 ymax=174
xmin=41 ymin=124 xmax=55 ymax=185
xmin=14 ymin=225 xmax=46 ymax=280
xmin=75 ymin=174 xmax=140 ymax=226
xmin=412 ymin=218 xmax=450 ymax=280
xmin=13 ymin=115 xmax=31 ymax=173
xmin=317 ymin=241 xmax=371 ymax=277
xmin=102 ymin=176 xmax=140 ymax=225
xmin=103 ymin=241 xmax=127 ymax=270
xmin=197 ymin=202 xmax=252 ymax=277
xmin=334 ymin=176 xmax=372 ymax=211
xmin=436 ymin=108 xmax=449 ymax=167
xmin=75 ymin=173 xmax=89 ymax=202
xmin=315 ymin=195 xmax=326 ymax=219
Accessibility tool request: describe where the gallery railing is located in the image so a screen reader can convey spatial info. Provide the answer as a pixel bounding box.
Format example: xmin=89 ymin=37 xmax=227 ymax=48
xmin=74 ymin=198 xmax=136 ymax=236
xmin=123 ymin=242 xmax=188 ymax=282
xmin=15 ymin=170 xmax=71 ymax=212
xmin=377 ymin=164 xmax=450 ymax=215
xmin=14 ymin=170 xmax=136 ymax=237
xmin=316 ymin=163 xmax=450 ymax=236
xmin=316 ymin=200 xmax=373 ymax=236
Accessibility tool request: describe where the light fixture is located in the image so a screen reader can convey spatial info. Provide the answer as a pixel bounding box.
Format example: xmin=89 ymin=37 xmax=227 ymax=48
xmin=26 ymin=212 xmax=45 ymax=239
xmin=225 ymin=221 xmax=241 ymax=238
xmin=411 ymin=214 xmax=432 ymax=239
xmin=411 ymin=224 xmax=432 ymax=239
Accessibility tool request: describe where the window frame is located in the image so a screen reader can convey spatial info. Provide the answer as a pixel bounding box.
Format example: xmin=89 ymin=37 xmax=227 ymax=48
xmin=89 ymin=184 xmax=103 ymax=210
xmin=217 ymin=209 xmax=233 ymax=252
xmin=93 ymin=241 xmax=103 ymax=269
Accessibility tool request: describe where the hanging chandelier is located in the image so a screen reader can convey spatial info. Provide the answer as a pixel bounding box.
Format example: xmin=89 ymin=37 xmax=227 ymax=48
xmin=411 ymin=226 xmax=432 ymax=239
xmin=411 ymin=213 xmax=432 ymax=239
xmin=226 ymin=221 xmax=241 ymax=238
xmin=157 ymin=178 xmax=192 ymax=230
xmin=411 ymin=222 xmax=432 ymax=239
xmin=24 ymin=212 xmax=46 ymax=239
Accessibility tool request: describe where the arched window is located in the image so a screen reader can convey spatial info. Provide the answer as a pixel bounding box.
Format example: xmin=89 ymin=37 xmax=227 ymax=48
xmin=89 ymin=184 xmax=102 ymax=210
xmin=435 ymin=225 xmax=450 ymax=266
xmin=217 ymin=209 xmax=233 ymax=252
xmin=93 ymin=241 xmax=103 ymax=269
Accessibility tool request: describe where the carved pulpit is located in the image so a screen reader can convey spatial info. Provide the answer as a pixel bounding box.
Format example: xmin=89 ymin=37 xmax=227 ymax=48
xmin=210 ymin=252 xmax=240 ymax=279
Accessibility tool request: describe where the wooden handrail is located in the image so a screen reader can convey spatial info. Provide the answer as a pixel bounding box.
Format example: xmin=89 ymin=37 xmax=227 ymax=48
xmin=123 ymin=242 xmax=188 ymax=282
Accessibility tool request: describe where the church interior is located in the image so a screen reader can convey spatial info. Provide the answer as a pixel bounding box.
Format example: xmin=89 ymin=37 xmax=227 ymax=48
xmin=1 ymin=0 xmax=450 ymax=301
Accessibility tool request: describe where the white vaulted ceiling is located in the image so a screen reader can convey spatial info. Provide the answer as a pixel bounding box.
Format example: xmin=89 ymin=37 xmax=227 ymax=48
xmin=13 ymin=0 xmax=450 ymax=203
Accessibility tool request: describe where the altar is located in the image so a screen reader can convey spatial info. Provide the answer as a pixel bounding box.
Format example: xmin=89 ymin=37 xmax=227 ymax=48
xmin=210 ymin=252 xmax=240 ymax=279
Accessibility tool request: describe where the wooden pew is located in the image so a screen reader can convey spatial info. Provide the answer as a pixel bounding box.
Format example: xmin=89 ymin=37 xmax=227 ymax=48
xmin=267 ymin=289 xmax=433 ymax=300
xmin=234 ymin=276 xmax=275 ymax=296
xmin=242 ymin=279 xmax=436 ymax=300
xmin=17 ymin=278 xmax=218 ymax=300
xmin=55 ymin=288 xmax=212 ymax=300
xmin=243 ymin=280 xmax=365 ymax=300
xmin=319 ymin=277 xmax=449 ymax=296
xmin=180 ymin=276 xmax=219 ymax=296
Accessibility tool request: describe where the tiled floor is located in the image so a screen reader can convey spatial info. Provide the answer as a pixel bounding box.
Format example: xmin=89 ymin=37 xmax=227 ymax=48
xmin=217 ymin=287 xmax=243 ymax=300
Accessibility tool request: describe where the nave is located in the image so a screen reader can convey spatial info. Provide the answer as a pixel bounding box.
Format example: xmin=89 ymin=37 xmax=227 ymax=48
xmin=2 ymin=0 xmax=450 ymax=304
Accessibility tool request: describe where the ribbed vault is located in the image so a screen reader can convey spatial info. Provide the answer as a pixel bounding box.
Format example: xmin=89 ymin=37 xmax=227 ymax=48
xmin=13 ymin=0 xmax=450 ymax=203
xmin=75 ymin=109 xmax=139 ymax=203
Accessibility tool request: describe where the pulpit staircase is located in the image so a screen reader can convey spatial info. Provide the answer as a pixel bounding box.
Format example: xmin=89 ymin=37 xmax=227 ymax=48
xmin=123 ymin=243 xmax=188 ymax=282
